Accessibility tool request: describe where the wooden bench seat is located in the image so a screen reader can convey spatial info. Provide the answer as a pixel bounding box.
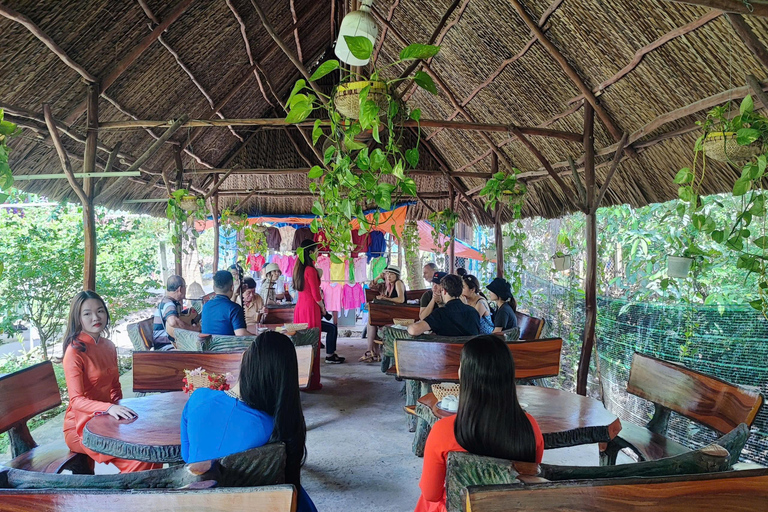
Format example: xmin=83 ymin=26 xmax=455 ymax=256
xmin=126 ymin=317 xmax=154 ymax=352
xmin=515 ymin=312 xmax=545 ymax=340
xmin=601 ymin=352 xmax=764 ymax=465
xmin=262 ymin=304 xmax=296 ymax=324
xmin=0 ymin=361 xmax=92 ymax=474
xmin=462 ymin=467 xmax=768 ymax=512
xmin=0 ymin=484 xmax=297 ymax=512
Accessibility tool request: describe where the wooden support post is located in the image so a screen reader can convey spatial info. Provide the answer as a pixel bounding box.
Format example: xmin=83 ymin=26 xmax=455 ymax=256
xmin=212 ymin=175 xmax=220 ymax=273
xmin=577 ymin=103 xmax=597 ymax=397
xmin=173 ymin=146 xmax=184 ymax=277
xmin=449 ymin=184 xmax=456 ymax=274
xmin=83 ymin=83 xmax=99 ymax=291
xmin=492 ymin=153 xmax=504 ymax=278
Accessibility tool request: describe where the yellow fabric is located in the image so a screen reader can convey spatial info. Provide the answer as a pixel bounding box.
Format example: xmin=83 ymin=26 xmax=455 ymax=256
xmin=330 ymin=260 xmax=346 ymax=282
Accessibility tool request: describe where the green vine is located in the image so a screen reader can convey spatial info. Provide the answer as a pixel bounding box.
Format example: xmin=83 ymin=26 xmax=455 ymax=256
xmin=240 ymin=224 xmax=268 ymax=262
xmin=0 ymin=109 xmax=19 ymax=204
xmin=401 ymin=221 xmax=422 ymax=289
xmin=166 ymin=189 xmax=208 ymax=254
xmin=479 ymin=169 xmax=527 ymax=216
xmin=428 ymin=208 xmax=459 ymax=255
xmin=286 ymin=37 xmax=440 ymax=256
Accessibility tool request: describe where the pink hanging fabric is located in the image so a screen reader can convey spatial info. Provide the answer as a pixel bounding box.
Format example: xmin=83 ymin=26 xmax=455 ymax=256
xmin=316 ymin=255 xmax=331 ymax=283
xmin=354 ymin=256 xmax=367 ymax=283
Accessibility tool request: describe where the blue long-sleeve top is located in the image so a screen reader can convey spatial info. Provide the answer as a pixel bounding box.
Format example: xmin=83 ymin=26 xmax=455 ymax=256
xmin=181 ymin=388 xmax=317 ymax=512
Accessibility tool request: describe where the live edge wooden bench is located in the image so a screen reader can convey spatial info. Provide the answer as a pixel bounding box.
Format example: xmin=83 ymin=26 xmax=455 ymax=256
xmin=0 ymin=361 xmax=92 ymax=474
xmin=600 ymin=352 xmax=764 ymax=466
xmin=0 ymin=485 xmax=297 ymax=512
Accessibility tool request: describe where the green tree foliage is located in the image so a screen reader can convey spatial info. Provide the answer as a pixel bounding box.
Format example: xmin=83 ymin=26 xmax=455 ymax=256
xmin=0 ymin=199 xmax=162 ymax=358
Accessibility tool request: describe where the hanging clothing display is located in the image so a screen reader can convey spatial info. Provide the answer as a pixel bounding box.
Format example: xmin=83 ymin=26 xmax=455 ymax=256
xmin=330 ymin=259 xmax=346 ymax=282
xmin=316 ymin=255 xmax=331 ymax=284
xmin=342 ymin=283 xmax=366 ymax=310
xmin=266 ymin=227 xmax=282 ymax=251
xmin=354 ymin=256 xmax=367 ymax=283
xmin=320 ymin=282 xmax=344 ymax=312
xmin=313 ymin=230 xmax=331 ymax=252
xmin=292 ymin=227 xmax=314 ymax=250
xmin=351 ymin=231 xmax=370 ymax=257
xmin=370 ymin=257 xmax=388 ymax=281
xmin=278 ymin=226 xmax=296 ymax=252
xmin=246 ymin=253 xmax=265 ymax=272
xmin=366 ymin=231 xmax=386 ymax=262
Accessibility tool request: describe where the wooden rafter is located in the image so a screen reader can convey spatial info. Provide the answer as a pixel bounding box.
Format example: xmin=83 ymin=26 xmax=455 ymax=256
xmin=591 ymin=132 xmax=629 ymax=215
xmin=727 ymin=13 xmax=768 ymax=69
xmin=179 ymin=167 xmax=494 ymax=178
xmin=0 ymin=4 xmax=97 ymax=82
xmin=224 ymin=0 xmax=274 ymax=106
xmin=662 ymin=0 xmax=768 ymax=17
xmin=507 ymin=0 xmax=626 ymax=143
xmin=289 ymin=0 xmax=304 ymax=63
xmin=372 ymin=0 xmax=400 ymax=64
xmin=42 ymin=105 xmax=89 ymax=206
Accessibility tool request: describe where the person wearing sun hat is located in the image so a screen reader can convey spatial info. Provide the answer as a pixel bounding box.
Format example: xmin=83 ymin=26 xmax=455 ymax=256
xmin=486 ymin=277 xmax=518 ymax=333
xmin=361 ymin=264 xmax=407 ymax=363
xmin=260 ymin=262 xmax=286 ymax=305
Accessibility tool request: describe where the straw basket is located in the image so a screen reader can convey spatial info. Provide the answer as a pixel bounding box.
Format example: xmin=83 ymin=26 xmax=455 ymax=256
xmin=703 ymin=132 xmax=761 ymax=164
xmin=182 ymin=368 xmax=230 ymax=393
xmin=393 ymin=318 xmax=415 ymax=326
xmin=333 ymin=80 xmax=388 ymax=119
xmin=179 ymin=195 xmax=200 ymax=213
xmin=432 ymin=382 xmax=460 ymax=401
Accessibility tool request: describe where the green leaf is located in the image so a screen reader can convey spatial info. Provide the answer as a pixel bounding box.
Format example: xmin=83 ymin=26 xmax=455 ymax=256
xmin=392 ymin=161 xmax=405 ymax=180
xmin=370 ymin=148 xmax=386 ymax=171
xmin=344 ymin=35 xmax=373 ymax=60
xmin=400 ymin=177 xmax=417 ymax=197
xmin=410 ymin=108 xmax=421 ymax=122
xmin=324 ymin=145 xmax=336 ymax=165
xmin=691 ymin=214 xmax=706 ymax=230
xmin=740 ymin=95 xmax=754 ymax=115
xmin=285 ymin=101 xmax=312 ymax=124
xmin=733 ymin=178 xmax=751 ymax=196
xmin=726 ymin=235 xmax=744 ymax=251
xmin=330 ymin=253 xmax=343 ymax=264
xmin=356 ymin=148 xmax=370 ymax=171
xmin=311 ymin=200 xmax=324 ymax=216
xmin=310 ymin=59 xmax=340 ymax=81
xmin=287 ymin=79 xmax=306 ymax=106
xmin=359 ymin=100 xmax=379 ymax=130
xmin=749 ymin=299 xmax=764 ymax=311
xmin=678 ymin=186 xmax=694 ymax=202
xmin=405 ymin=148 xmax=419 ymax=168
xmin=414 ymin=71 xmax=438 ymax=95
xmin=755 ymin=236 xmax=768 ymax=249
xmin=341 ymin=199 xmax=354 ymax=219
xmin=308 ymin=165 xmax=323 ymax=179
xmin=287 ymin=93 xmax=309 ymax=109
xmin=400 ymin=44 xmax=440 ymax=61
xmin=736 ymin=128 xmax=760 ymax=146
xmin=751 ymin=194 xmax=765 ymax=216
xmin=312 ymin=119 xmax=323 ymax=145
xmin=673 ymin=167 xmax=694 ymax=184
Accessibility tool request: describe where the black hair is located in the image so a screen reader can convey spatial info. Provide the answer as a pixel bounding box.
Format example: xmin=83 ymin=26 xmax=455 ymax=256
xmin=293 ymin=239 xmax=317 ymax=292
xmin=424 ymin=262 xmax=438 ymax=271
xmin=462 ymin=274 xmax=487 ymax=299
xmin=455 ymin=335 xmax=537 ymax=462
xmin=213 ymin=270 xmax=234 ymax=293
xmin=62 ymin=290 xmax=111 ymax=355
xmin=456 ymin=267 xmax=467 ymax=277
xmin=242 ymin=277 xmax=257 ymax=290
xmin=440 ymin=274 xmax=463 ymax=298
xmin=166 ymin=275 xmax=185 ymax=292
xmin=239 ymin=331 xmax=307 ymax=487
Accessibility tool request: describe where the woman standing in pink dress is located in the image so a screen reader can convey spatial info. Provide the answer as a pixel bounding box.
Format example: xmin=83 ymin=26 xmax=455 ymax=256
xmin=293 ymin=239 xmax=325 ymax=391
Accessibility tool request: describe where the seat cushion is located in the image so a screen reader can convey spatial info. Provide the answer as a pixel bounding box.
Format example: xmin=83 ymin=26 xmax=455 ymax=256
xmin=618 ymin=421 xmax=690 ymax=461
xmin=6 ymin=441 xmax=91 ymax=474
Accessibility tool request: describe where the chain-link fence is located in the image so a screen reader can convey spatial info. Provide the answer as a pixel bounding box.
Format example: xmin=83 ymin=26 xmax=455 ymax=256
xmin=519 ymin=273 xmax=768 ymax=464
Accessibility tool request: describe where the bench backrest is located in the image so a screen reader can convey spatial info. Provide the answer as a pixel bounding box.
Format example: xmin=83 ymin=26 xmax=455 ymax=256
xmin=126 ymin=317 xmax=154 ymax=351
xmin=133 ymin=346 xmax=314 ymax=392
xmin=369 ymin=302 xmax=421 ymax=326
xmin=515 ymin=312 xmax=545 ymax=340
xmin=463 ymin=468 xmax=768 ymax=512
xmin=0 ymin=361 xmax=61 ymax=434
xmin=447 ymin=444 xmax=733 ymax=512
xmin=0 ymin=485 xmax=297 ymax=512
xmin=627 ymin=352 xmax=764 ymax=434
xmin=364 ymin=288 xmax=427 ymax=304
xmin=394 ymin=338 xmax=562 ymax=382
xmin=201 ymin=292 xmax=216 ymax=304
xmin=262 ymin=304 xmax=296 ymax=324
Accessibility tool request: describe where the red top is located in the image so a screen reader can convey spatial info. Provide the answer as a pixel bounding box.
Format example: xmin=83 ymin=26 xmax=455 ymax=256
xmin=62 ymin=332 xmax=122 ymax=462
xmin=415 ymin=413 xmax=545 ymax=512
xmin=294 ymin=266 xmax=322 ymax=329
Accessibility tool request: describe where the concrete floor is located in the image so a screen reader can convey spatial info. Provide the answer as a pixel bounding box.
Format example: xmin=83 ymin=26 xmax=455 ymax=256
xmin=4 ymin=335 xmax=627 ymax=512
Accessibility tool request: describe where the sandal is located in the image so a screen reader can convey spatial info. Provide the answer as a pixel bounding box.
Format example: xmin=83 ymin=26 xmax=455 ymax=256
xmin=359 ymin=351 xmax=376 ymax=363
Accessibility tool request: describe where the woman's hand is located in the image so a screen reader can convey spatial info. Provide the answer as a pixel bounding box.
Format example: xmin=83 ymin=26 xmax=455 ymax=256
xmin=107 ymin=405 xmax=137 ymax=420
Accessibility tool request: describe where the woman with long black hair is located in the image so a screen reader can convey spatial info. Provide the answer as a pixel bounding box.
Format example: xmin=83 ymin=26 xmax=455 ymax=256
xmin=181 ymin=330 xmax=317 ymax=512
xmin=293 ymin=238 xmax=325 ymax=390
xmin=414 ymin=335 xmax=544 ymax=512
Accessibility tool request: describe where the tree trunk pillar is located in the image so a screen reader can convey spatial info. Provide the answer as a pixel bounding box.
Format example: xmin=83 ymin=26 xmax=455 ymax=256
xmin=212 ymin=175 xmax=220 ymax=273
xmin=82 ymin=83 xmax=99 ymax=291
xmin=173 ymin=146 xmax=184 ymax=277
xmin=577 ymin=103 xmax=597 ymax=396
xmin=449 ymin=183 xmax=456 ymax=274
xmin=492 ymin=154 xmax=503 ymax=278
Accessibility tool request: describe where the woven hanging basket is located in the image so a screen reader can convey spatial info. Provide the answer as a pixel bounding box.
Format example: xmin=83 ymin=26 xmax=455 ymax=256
xmin=179 ymin=195 xmax=200 ymax=213
xmin=703 ymin=132 xmax=761 ymax=164
xmin=432 ymin=382 xmax=460 ymax=401
xmin=333 ymin=80 xmax=388 ymax=120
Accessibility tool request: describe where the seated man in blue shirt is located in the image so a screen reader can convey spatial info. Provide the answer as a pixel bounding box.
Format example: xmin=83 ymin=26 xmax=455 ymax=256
xmin=201 ymin=271 xmax=249 ymax=336
xmin=407 ymin=274 xmax=480 ymax=337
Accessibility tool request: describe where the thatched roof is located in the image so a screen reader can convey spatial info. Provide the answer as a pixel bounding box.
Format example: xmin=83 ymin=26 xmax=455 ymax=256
xmin=2 ymin=0 xmax=768 ymax=224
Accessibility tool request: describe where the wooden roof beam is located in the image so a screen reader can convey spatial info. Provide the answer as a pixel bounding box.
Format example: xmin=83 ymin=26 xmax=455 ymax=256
xmin=507 ymin=0 xmax=627 ymax=144
xmin=663 ymin=0 xmax=768 ymax=17
xmin=43 ymin=104 xmax=89 ymax=206
xmin=289 ymin=0 xmax=304 ymax=63
xmin=372 ymin=0 xmax=401 ymax=64
xmin=180 ymin=167 xmax=493 ymax=177
xmin=0 ymin=4 xmax=97 ymax=82
xmin=727 ymin=13 xmax=768 ymax=69
xmin=224 ymin=0 xmax=273 ymax=106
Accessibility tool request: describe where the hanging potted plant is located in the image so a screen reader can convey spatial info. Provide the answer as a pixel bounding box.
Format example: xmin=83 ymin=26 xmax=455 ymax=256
xmin=166 ymin=189 xmax=209 ymax=255
xmin=700 ymin=98 xmax=764 ymax=164
xmin=552 ymin=232 xmax=574 ymax=272
xmin=0 ymin=109 xmax=19 ymax=203
xmin=428 ymin=208 xmax=459 ymax=256
xmin=285 ymin=37 xmax=440 ymax=260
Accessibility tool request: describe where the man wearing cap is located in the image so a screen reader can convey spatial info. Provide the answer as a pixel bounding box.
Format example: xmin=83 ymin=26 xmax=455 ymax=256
xmin=260 ymin=262 xmax=287 ymax=305
xmin=419 ymin=271 xmax=447 ymax=320
xmin=408 ymin=274 xmax=480 ymax=337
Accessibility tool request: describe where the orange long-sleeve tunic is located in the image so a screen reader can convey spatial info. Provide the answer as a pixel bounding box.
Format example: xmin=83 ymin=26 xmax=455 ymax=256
xmin=414 ymin=413 xmax=545 ymax=512
xmin=62 ymin=332 xmax=122 ymax=463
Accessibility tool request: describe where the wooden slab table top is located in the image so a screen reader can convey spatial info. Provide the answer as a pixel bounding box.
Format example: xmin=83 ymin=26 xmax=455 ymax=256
xmin=82 ymin=391 xmax=188 ymax=464
xmin=418 ymin=387 xmax=622 ymax=449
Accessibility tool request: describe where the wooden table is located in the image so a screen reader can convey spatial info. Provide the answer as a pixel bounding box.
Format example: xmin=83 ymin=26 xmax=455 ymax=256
xmin=416 ymin=387 xmax=622 ymax=450
xmin=82 ymin=392 xmax=188 ymax=464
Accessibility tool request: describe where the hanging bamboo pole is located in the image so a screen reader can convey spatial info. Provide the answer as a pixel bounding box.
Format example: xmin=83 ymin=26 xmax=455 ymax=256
xmin=212 ymin=174 xmax=220 ymax=273
xmin=174 ymin=146 xmax=184 ymax=277
xmin=449 ymin=184 xmax=456 ymax=274
xmin=82 ymin=84 xmax=99 ymax=291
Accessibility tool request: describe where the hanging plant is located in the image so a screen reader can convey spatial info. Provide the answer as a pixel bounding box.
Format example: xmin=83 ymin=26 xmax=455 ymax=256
xmin=479 ymin=169 xmax=527 ymax=217
xmin=286 ymin=37 xmax=440 ymax=256
xmin=674 ymin=95 xmax=768 ymax=314
xmin=166 ymin=189 xmax=209 ymax=254
xmin=400 ymin=220 xmax=423 ymax=289
xmin=240 ymin=224 xmax=268 ymax=262
xmin=552 ymin=231 xmax=575 ymax=272
xmin=428 ymin=208 xmax=458 ymax=255
xmin=0 ymin=109 xmax=20 ymax=204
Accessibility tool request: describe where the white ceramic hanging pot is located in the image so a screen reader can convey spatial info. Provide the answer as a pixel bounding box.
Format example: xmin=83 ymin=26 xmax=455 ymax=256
xmin=667 ymin=255 xmax=693 ymax=278
xmin=552 ymin=254 xmax=572 ymax=272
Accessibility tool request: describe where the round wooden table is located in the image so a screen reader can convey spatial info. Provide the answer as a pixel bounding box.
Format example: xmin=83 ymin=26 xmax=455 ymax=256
xmin=417 ymin=386 xmax=622 ymax=449
xmin=82 ymin=392 xmax=188 ymax=463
